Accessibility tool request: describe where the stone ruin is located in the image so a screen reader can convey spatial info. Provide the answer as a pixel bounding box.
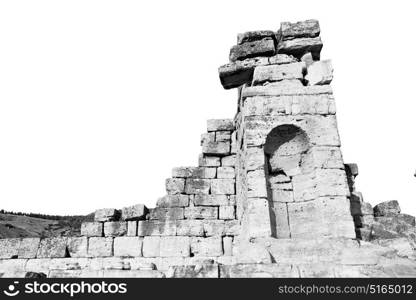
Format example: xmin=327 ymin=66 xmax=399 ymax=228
xmin=1 ymin=19 xmax=416 ymax=278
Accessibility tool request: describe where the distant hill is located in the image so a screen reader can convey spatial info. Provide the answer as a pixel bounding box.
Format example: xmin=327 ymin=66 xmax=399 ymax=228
xmin=0 ymin=211 xmax=94 ymax=239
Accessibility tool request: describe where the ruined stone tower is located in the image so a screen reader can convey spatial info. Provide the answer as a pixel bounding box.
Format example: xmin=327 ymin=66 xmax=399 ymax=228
xmin=220 ymin=20 xmax=356 ymax=241
xmin=1 ymin=20 xmax=415 ymax=278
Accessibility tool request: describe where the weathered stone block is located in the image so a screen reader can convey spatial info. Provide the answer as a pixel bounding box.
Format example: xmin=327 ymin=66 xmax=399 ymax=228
xmin=167 ymin=264 xmax=219 ymax=278
xmin=185 ymin=178 xmax=211 ymax=194
xmin=172 ymin=167 xmax=216 ymax=179
xmin=345 ymin=163 xmax=359 ymax=177
xmin=114 ymin=237 xmax=143 ymax=257
xmin=271 ymin=202 xmax=291 ymax=238
xmin=198 ymin=154 xmax=221 ymax=167
xmin=176 ymin=220 xmax=205 ymax=236
xmin=37 ymin=237 xmax=68 ymax=258
xmin=216 ymin=131 xmax=231 ymax=142
xmin=94 ymin=208 xmax=120 ymax=222
xmin=142 ymin=236 xmax=160 ymax=257
xmin=104 ymin=222 xmax=127 ymax=237
xmin=200 ymin=132 xmax=215 ymax=144
xmin=202 ymin=141 xmax=231 ymax=156
xmin=277 ymin=37 xmax=323 ymax=60
xmin=191 ymin=236 xmax=223 ymax=257
xmin=193 ymin=194 xmax=229 ymax=206
xmin=184 ymin=207 xmax=218 ymax=219
xmin=88 ymin=237 xmax=113 ymax=257
xmin=0 ymin=238 xmax=20 ymax=258
xmin=67 ymin=237 xmax=88 ymax=257
xmin=247 ymin=170 xmax=267 ymax=198
xmin=224 ymin=220 xmax=241 ymax=236
xmin=211 ymin=179 xmax=235 ymax=195
xmin=160 ymin=236 xmax=190 ymax=257
xmin=237 ymin=30 xmax=276 ymax=45
xmin=306 ymin=60 xmax=333 ymax=85
xmin=221 ymin=155 xmax=236 ymax=167
xmin=149 ymin=207 xmax=184 ymax=220
xmin=204 ymin=220 xmax=226 ymax=236
xmin=268 ymin=54 xmax=299 ymax=65
xmin=373 ymin=200 xmax=401 ymax=217
xmin=156 ymin=195 xmax=189 ymax=208
xmin=253 ymin=62 xmax=305 ymax=85
xmin=121 ymin=204 xmax=148 ymax=221
xmin=137 ymin=220 xmax=177 ymax=236
xmin=219 ymin=206 xmax=236 ymax=220
xmin=207 ymin=119 xmax=235 ymax=131
xmin=230 ymin=38 xmax=275 ymax=62
xmin=81 ymin=222 xmax=103 ymax=237
xmin=223 ymin=236 xmax=233 ymax=256
xmin=18 ymin=238 xmax=40 ymax=258
xmin=127 ymin=221 xmax=137 ymax=236
xmin=165 ymin=178 xmax=185 ymax=194
xmin=217 ymin=167 xmax=235 ymax=179
xmin=280 ymin=19 xmax=320 ymax=40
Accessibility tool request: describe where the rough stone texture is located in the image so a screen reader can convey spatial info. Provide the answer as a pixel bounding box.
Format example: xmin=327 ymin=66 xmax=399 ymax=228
xmin=0 ymin=20 xmax=415 ymax=279
xmin=114 ymin=237 xmax=142 ymax=257
xmin=374 ymin=200 xmax=401 ymax=217
xmin=81 ymin=222 xmax=103 ymax=237
xmin=94 ymin=208 xmax=120 ymax=222
xmin=104 ymin=222 xmax=127 ymax=237
xmin=229 ymin=38 xmax=275 ymax=62
xmin=306 ymin=60 xmax=333 ymax=85
xmin=121 ymin=204 xmax=148 ymax=221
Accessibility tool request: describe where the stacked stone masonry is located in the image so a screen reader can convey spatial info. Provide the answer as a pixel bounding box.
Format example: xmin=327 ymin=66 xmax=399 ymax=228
xmin=1 ymin=19 xmax=415 ymax=278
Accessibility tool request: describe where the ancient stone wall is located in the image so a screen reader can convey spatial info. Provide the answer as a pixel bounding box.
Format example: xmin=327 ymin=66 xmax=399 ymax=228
xmin=1 ymin=19 xmax=415 ymax=278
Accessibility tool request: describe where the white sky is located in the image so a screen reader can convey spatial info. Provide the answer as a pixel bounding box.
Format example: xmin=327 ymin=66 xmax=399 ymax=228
xmin=0 ymin=0 xmax=415 ymax=216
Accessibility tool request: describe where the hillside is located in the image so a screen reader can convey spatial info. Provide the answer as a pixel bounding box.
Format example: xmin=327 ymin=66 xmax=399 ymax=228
xmin=0 ymin=212 xmax=93 ymax=239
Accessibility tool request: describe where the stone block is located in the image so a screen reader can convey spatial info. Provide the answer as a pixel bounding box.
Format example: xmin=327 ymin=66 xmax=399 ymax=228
xmin=216 ymin=131 xmax=231 ymax=142
xmin=149 ymin=207 xmax=184 ymax=220
xmin=198 ymin=154 xmax=221 ymax=167
xmin=88 ymin=237 xmax=113 ymax=257
xmin=185 ymin=178 xmax=211 ymax=194
xmin=167 ymin=264 xmax=219 ymax=278
xmin=202 ymin=141 xmax=231 ymax=156
xmin=204 ymin=220 xmax=226 ymax=236
xmin=94 ymin=208 xmax=120 ymax=222
xmin=193 ymin=194 xmax=229 ymax=206
xmin=80 ymin=222 xmax=103 ymax=237
xmin=247 ymin=170 xmax=267 ymax=198
xmin=223 ymin=236 xmax=233 ymax=256
xmin=176 ymin=220 xmax=205 ymax=236
xmin=200 ymin=132 xmax=215 ymax=144
xmin=37 ymin=237 xmax=68 ymax=258
xmin=142 ymin=236 xmax=160 ymax=257
xmin=165 ymin=178 xmax=185 ymax=194
xmin=246 ymin=147 xmax=265 ymax=171
xmin=156 ymin=194 xmax=189 ymax=208
xmin=127 ymin=221 xmax=137 ymax=236
xmin=160 ymin=236 xmax=190 ymax=257
xmin=0 ymin=238 xmax=20 ymax=258
xmin=184 ymin=207 xmax=218 ymax=219
xmin=137 ymin=220 xmax=177 ymax=236
xmin=172 ymin=167 xmax=216 ymax=179
xmin=104 ymin=221 xmax=127 ymax=237
xmin=228 ymin=195 xmax=236 ymax=206
xmin=114 ymin=237 xmax=143 ymax=257
xmin=277 ymin=37 xmax=323 ymax=60
xmin=316 ymin=169 xmax=350 ymax=198
xmin=211 ymin=179 xmax=235 ymax=195
xmin=67 ymin=237 xmax=88 ymax=258
xmin=191 ymin=236 xmax=223 ymax=257
xmin=306 ymin=60 xmax=333 ymax=85
xmin=268 ymin=54 xmax=298 ymax=65
xmin=219 ymin=57 xmax=270 ymax=89
xmin=221 ymin=155 xmax=236 ymax=167
xmin=219 ymin=206 xmax=236 ymax=220
xmin=246 ymin=198 xmax=273 ymax=238
xmin=224 ymin=220 xmax=241 ymax=236
xmin=18 ymin=238 xmax=40 ymax=258
xmin=373 ymin=200 xmax=401 ymax=217
xmin=280 ymin=19 xmax=320 ymax=40
xmin=217 ymin=167 xmax=235 ymax=179
xmin=121 ymin=204 xmax=148 ymax=221
xmin=237 ymin=30 xmax=276 ymax=44
xmin=253 ymin=62 xmax=305 ymax=85
xmin=207 ymin=119 xmax=235 ymax=131
xmin=229 ymin=38 xmax=275 ymax=62
xmin=345 ymin=163 xmax=359 ymax=177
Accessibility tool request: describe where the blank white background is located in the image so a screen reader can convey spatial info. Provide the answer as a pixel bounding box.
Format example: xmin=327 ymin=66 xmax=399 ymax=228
xmin=1 ymin=0 xmax=415 ymax=216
